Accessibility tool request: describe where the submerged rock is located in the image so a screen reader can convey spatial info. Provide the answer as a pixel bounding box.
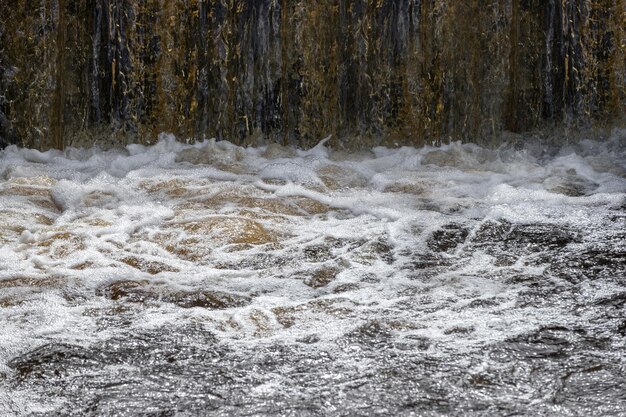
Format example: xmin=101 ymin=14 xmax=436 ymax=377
xmin=428 ymin=223 xmax=469 ymax=253
xmin=471 ymin=221 xmax=580 ymax=253
xmin=262 ymin=143 xmax=297 ymax=159
xmin=304 ymin=266 xmax=340 ymax=288
xmin=8 ymin=343 xmax=94 ymax=379
xmin=97 ymin=281 xmax=251 ymax=309
xmin=317 ymin=165 xmax=369 ymax=190
xmin=120 ymin=256 xmax=179 ymax=275
xmin=97 ymin=280 xmax=155 ymax=303
xmin=543 ymin=171 xmax=598 ymax=196
xmin=175 ymin=140 xmax=246 ymax=173
xmin=163 ymin=290 xmax=251 ymax=310
xmin=178 ymin=217 xmax=278 ymax=245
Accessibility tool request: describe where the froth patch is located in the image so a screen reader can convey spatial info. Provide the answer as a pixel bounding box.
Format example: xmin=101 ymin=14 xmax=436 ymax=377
xmin=1 ymin=134 xmax=625 ymax=413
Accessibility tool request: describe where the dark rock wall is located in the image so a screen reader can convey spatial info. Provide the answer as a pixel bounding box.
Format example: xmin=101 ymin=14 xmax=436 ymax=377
xmin=0 ymin=1 xmax=624 ymax=150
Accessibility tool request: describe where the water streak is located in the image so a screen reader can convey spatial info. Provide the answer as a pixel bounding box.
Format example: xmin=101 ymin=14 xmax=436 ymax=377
xmin=0 ymin=1 xmax=624 ymax=149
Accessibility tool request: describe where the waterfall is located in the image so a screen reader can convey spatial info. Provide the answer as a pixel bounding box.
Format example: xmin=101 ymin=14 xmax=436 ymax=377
xmin=0 ymin=0 xmax=624 ymax=150
xmin=1 ymin=4 xmax=626 ymax=414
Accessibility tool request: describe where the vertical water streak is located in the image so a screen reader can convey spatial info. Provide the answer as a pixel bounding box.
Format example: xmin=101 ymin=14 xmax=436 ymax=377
xmin=0 ymin=0 xmax=623 ymax=149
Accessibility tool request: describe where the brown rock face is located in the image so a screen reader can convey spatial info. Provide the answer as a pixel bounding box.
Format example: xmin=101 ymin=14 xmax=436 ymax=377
xmin=0 ymin=1 xmax=624 ymax=150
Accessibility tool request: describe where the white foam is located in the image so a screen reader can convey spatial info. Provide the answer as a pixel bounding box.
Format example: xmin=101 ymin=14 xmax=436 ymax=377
xmin=0 ymin=133 xmax=624 ymax=403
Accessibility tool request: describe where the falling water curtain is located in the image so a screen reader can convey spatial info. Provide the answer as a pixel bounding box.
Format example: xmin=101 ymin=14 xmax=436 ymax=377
xmin=0 ymin=0 xmax=624 ymax=150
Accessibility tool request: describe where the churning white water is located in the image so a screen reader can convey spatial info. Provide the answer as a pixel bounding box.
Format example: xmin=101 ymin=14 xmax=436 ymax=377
xmin=0 ymin=132 xmax=625 ymax=416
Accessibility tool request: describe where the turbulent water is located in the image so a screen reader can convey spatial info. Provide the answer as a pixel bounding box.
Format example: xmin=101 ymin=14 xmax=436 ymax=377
xmin=0 ymin=133 xmax=625 ymax=416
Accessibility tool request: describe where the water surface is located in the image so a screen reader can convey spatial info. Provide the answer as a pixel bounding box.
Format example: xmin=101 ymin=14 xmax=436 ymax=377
xmin=1 ymin=133 xmax=625 ymax=416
